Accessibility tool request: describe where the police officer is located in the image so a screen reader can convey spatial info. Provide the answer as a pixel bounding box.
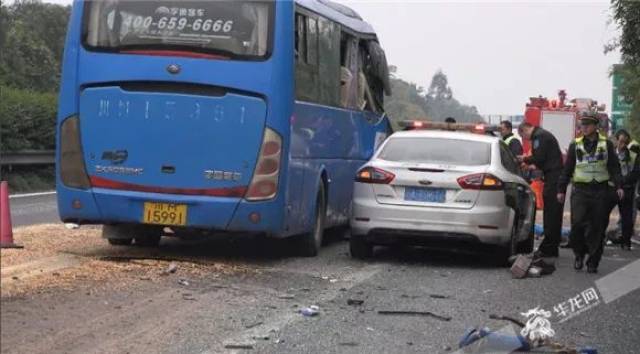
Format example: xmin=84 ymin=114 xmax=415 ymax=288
xmin=518 ymin=122 xmax=564 ymax=260
xmin=557 ymin=113 xmax=623 ymax=273
xmin=500 ymin=120 xmax=523 ymax=156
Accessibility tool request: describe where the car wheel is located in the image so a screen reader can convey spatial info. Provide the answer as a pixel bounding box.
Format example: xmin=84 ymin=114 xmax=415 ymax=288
xmin=497 ymin=222 xmax=518 ymax=266
xmin=102 ymin=225 xmax=134 ymax=247
xmin=350 ymin=234 xmax=373 ymax=259
xmin=299 ymin=182 xmax=326 ymax=257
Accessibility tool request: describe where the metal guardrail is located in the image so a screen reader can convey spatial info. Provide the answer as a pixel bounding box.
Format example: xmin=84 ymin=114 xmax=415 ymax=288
xmin=0 ymin=150 xmax=55 ymax=165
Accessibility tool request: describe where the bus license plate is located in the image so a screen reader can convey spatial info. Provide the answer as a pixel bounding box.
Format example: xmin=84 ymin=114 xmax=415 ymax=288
xmin=143 ymin=202 xmax=187 ymax=226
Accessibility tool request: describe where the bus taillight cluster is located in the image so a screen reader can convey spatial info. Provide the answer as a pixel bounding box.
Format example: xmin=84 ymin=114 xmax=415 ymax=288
xmin=246 ymin=128 xmax=282 ymax=201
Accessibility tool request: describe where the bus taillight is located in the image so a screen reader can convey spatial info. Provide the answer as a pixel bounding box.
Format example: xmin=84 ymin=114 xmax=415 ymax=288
xmin=59 ymin=116 xmax=91 ymax=189
xmin=246 ymin=128 xmax=282 ymax=201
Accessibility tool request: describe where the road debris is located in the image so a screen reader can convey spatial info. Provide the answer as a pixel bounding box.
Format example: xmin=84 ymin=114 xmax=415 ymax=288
xmin=181 ymin=293 xmax=196 ymax=301
xmin=458 ymin=327 xmax=530 ymax=352
xmin=177 ymin=279 xmax=190 ymax=286
xmin=338 ymin=342 xmax=358 ymax=346
xmin=244 ymin=321 xmax=264 ymax=329
xmin=252 ymin=334 xmax=270 ymax=341
xmin=347 ymin=298 xmax=364 ymax=306
xmin=483 ymin=289 xmax=493 ymax=294
xmin=528 ymin=266 xmax=542 ymax=278
xmin=277 ymin=294 xmax=295 ymax=300
xmin=224 ymin=343 xmax=254 ymax=350
xmin=64 ymin=223 xmax=79 ymax=230
xmin=511 ymin=254 xmax=533 ymax=279
xmin=162 ymin=262 xmax=178 ymax=275
xmin=377 ymin=310 xmax=451 ymax=322
xmin=300 ymin=305 xmax=320 ymax=317
xmin=488 ymin=314 xmax=526 ymax=328
xmin=429 ymin=294 xmax=450 ymax=299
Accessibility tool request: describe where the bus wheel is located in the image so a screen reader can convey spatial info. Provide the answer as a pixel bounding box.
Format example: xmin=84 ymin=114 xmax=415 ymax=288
xmin=300 ymin=182 xmax=326 ymax=257
xmin=102 ymin=225 xmax=133 ymax=246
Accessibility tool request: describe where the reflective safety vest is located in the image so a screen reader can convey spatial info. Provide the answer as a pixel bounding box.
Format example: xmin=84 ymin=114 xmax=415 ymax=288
xmin=573 ymin=134 xmax=610 ymax=183
xmin=618 ymin=148 xmax=638 ymax=177
xmin=504 ymin=135 xmax=518 ymax=146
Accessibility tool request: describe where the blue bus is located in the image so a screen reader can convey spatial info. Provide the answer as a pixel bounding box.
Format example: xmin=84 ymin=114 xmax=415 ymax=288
xmin=56 ymin=0 xmax=392 ymax=256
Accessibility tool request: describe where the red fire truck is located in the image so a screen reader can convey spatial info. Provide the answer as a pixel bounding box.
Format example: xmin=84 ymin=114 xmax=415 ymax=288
xmin=522 ymin=90 xmax=610 ymax=156
xmin=522 ymin=90 xmax=610 ymax=209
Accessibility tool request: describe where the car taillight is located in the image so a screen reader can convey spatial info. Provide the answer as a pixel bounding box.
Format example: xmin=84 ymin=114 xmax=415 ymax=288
xmin=355 ymin=167 xmax=395 ymax=184
xmin=457 ymin=173 xmax=503 ymax=190
xmin=59 ymin=116 xmax=91 ymax=189
xmin=246 ymin=128 xmax=282 ymax=201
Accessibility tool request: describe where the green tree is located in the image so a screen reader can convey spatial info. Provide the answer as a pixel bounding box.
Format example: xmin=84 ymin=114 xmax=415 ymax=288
xmin=0 ymin=0 xmax=70 ymax=91
xmin=423 ymin=70 xmax=483 ymax=123
xmin=610 ymin=0 xmax=640 ymax=135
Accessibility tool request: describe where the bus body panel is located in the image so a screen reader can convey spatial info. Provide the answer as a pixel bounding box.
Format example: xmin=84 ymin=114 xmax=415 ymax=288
xmin=79 ymin=87 xmax=266 ymax=193
xmin=286 ymin=102 xmax=390 ymax=235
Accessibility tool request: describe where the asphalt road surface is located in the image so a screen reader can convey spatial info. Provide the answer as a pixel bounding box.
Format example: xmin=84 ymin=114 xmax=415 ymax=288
xmin=8 ymin=193 xmax=59 ymax=227
xmin=1 ymin=233 xmax=638 ymax=354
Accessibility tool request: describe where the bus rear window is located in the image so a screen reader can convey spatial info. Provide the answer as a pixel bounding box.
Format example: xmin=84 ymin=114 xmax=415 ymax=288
xmin=83 ymin=0 xmax=273 ymax=59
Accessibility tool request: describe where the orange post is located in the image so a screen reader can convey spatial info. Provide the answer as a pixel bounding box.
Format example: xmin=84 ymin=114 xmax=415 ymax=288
xmin=1 ymin=181 xmax=22 ymax=249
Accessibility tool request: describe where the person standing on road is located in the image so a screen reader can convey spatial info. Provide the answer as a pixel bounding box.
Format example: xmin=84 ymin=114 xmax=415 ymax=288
xmin=557 ymin=113 xmax=623 ymax=273
xmin=518 ymin=122 xmax=564 ymax=260
xmin=500 ymin=120 xmax=523 ymax=156
xmin=612 ymin=130 xmax=639 ymax=250
xmin=613 ymin=129 xmax=640 ymax=244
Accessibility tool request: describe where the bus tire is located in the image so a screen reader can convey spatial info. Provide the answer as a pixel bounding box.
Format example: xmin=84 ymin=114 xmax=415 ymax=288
xmin=102 ymin=224 xmax=133 ymax=246
xmin=299 ymin=182 xmax=326 ymax=257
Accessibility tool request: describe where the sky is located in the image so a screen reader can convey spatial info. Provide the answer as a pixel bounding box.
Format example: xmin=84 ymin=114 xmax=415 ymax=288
xmin=344 ymin=0 xmax=621 ymax=115
xmin=41 ymin=0 xmax=622 ymax=115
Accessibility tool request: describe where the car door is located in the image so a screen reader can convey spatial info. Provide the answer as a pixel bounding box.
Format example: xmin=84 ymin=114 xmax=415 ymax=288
xmin=499 ymin=142 xmax=536 ymax=242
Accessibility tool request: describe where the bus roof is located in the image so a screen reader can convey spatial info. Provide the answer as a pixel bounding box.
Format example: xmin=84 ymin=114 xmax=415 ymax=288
xmin=295 ymin=0 xmax=376 ymax=35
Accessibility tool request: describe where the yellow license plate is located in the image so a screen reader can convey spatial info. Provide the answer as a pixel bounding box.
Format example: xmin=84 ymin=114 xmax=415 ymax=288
xmin=143 ymin=202 xmax=187 ymax=226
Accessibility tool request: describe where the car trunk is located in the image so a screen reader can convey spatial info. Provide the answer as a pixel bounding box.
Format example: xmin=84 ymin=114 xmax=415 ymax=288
xmin=372 ymin=161 xmax=487 ymax=210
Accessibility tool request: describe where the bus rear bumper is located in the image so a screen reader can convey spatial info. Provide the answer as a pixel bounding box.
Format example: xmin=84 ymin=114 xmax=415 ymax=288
xmin=57 ymin=187 xmax=284 ymax=234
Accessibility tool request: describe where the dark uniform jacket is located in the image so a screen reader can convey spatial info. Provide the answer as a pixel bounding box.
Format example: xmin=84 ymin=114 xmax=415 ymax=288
xmin=616 ymin=147 xmax=640 ymax=190
xmin=503 ymin=133 xmax=523 ymax=156
xmin=557 ymin=135 xmax=622 ymax=194
xmin=523 ymin=127 xmax=563 ymax=174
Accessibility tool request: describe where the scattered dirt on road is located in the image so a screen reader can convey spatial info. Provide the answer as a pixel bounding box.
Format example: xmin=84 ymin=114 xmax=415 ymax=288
xmin=1 ymin=224 xmax=103 ymax=268
xmin=1 ymin=224 xmax=256 ymax=298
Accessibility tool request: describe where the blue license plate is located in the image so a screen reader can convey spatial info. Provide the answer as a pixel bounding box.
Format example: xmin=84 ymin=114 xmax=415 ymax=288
xmin=404 ymin=187 xmax=446 ymax=203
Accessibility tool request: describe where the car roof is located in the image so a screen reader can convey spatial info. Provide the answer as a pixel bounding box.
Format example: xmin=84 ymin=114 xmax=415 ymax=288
xmin=389 ymin=130 xmax=500 ymax=144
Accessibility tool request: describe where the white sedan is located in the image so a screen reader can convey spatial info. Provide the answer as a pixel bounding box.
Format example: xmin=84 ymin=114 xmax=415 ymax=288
xmin=350 ymin=129 xmax=536 ymax=263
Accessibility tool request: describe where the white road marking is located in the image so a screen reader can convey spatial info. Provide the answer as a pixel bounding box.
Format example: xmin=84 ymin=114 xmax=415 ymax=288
xmin=9 ymin=191 xmax=56 ymax=199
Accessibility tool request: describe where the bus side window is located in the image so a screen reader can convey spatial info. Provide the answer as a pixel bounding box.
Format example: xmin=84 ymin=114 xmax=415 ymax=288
xmin=295 ymin=14 xmax=306 ymax=62
xmin=307 ymin=18 xmax=318 ymax=66
xmin=295 ymin=12 xmax=319 ymax=102
xmin=317 ymin=17 xmax=341 ymax=107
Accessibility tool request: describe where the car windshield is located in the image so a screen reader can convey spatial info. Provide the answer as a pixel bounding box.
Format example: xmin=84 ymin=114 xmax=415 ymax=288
xmin=378 ymin=137 xmax=492 ymax=166
xmin=83 ymin=0 xmax=273 ymax=59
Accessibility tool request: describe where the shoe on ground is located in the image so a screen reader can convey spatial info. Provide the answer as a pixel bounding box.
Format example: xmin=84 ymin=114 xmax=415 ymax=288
xmin=574 ymin=256 xmax=584 ymax=270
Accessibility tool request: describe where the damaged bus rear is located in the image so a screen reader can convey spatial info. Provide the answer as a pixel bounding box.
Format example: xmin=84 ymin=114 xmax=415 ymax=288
xmin=57 ymin=0 xmax=391 ymax=255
